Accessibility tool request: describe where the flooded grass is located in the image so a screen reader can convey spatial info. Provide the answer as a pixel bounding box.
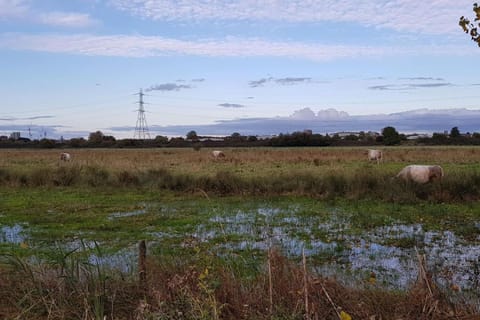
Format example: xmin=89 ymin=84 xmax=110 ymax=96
xmin=0 ymin=223 xmax=26 ymax=244
xmin=1 ymin=186 xmax=480 ymax=318
xmin=2 ymin=188 xmax=480 ymax=295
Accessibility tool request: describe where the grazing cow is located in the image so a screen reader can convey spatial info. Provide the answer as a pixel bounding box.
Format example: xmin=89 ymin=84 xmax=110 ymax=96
xmin=396 ymin=165 xmax=444 ymax=184
xmin=60 ymin=152 xmax=71 ymax=161
xmin=211 ymin=150 xmax=225 ymax=160
xmin=367 ymin=149 xmax=383 ymax=164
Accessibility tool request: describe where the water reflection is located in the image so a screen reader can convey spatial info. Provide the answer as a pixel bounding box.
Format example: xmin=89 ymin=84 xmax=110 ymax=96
xmin=189 ymin=207 xmax=480 ymax=291
xmin=0 ymin=224 xmax=26 ymax=244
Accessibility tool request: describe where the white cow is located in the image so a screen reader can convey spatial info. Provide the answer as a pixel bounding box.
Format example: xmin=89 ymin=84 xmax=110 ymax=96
xmin=367 ymin=149 xmax=383 ymax=164
xmin=211 ymin=150 xmax=225 ymax=160
xmin=60 ymin=152 xmax=71 ymax=161
xmin=396 ymin=165 xmax=444 ymax=184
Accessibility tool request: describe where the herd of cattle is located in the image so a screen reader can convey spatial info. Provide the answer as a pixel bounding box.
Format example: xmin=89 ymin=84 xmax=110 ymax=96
xmin=58 ymin=149 xmax=444 ymax=184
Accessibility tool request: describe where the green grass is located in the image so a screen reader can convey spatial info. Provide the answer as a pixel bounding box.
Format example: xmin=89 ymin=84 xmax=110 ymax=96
xmin=2 ymin=187 xmax=480 ymax=254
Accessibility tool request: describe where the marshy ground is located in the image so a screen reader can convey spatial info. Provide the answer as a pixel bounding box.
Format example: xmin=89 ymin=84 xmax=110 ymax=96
xmin=1 ymin=146 xmax=480 ymax=319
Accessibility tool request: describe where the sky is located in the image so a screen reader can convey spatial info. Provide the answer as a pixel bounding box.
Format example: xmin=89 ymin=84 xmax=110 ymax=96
xmin=1 ymin=0 xmax=479 ymax=139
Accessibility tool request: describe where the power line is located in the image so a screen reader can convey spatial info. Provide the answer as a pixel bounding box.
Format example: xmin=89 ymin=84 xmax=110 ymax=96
xmin=133 ymin=89 xmax=151 ymax=140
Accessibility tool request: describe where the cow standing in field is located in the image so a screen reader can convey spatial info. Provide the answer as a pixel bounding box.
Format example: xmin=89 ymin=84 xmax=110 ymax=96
xmin=396 ymin=165 xmax=444 ymax=184
xmin=367 ymin=149 xmax=383 ymax=164
xmin=211 ymin=150 xmax=225 ymax=160
xmin=60 ymin=152 xmax=71 ymax=161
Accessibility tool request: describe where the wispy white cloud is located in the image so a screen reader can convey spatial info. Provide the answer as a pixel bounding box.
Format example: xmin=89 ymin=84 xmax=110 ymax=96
xmin=0 ymin=0 xmax=97 ymax=28
xmin=0 ymin=115 xmax=54 ymax=121
xmin=0 ymin=33 xmax=386 ymax=59
xmin=145 ymin=83 xmax=192 ymax=92
xmin=218 ymin=103 xmax=245 ymax=108
xmin=0 ymin=33 xmax=474 ymax=60
xmin=0 ymin=0 xmax=29 ymax=19
xmin=249 ymin=77 xmax=312 ymax=87
xmin=369 ymin=82 xmax=453 ymax=90
xmin=108 ymin=0 xmax=472 ymax=35
xmin=38 ymin=12 xmax=98 ymax=28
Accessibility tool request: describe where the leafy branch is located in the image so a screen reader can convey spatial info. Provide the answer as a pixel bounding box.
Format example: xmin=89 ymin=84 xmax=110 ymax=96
xmin=459 ymin=3 xmax=480 ymax=46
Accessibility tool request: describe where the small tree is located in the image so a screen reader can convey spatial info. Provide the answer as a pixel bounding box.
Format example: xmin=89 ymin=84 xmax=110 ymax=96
xmin=450 ymin=126 xmax=461 ymax=138
xmin=154 ymin=135 xmax=169 ymax=144
xmin=459 ymin=3 xmax=480 ymax=47
xmin=186 ymin=130 xmax=198 ymax=140
xmin=381 ymin=126 xmax=401 ymax=145
xmin=88 ymin=131 xmax=104 ymax=145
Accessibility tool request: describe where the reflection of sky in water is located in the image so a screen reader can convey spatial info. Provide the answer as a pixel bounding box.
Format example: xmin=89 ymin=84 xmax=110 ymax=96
xmin=4 ymin=205 xmax=479 ymax=298
xmin=89 ymin=248 xmax=137 ymax=274
xmin=1 ymin=224 xmax=26 ymax=244
xmin=108 ymin=209 xmax=146 ymax=220
xmin=189 ymin=207 xmax=480 ymax=292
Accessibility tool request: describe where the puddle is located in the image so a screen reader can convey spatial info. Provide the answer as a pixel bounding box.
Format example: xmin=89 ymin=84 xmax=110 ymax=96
xmin=108 ymin=209 xmax=146 ymax=220
xmin=187 ymin=207 xmax=480 ymax=292
xmin=3 ymin=203 xmax=479 ymax=299
xmin=89 ymin=247 xmax=137 ymax=274
xmin=0 ymin=224 xmax=27 ymax=244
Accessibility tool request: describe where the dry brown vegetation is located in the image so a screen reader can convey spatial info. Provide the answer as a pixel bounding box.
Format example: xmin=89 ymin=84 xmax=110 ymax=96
xmin=1 ymin=147 xmax=480 ymax=202
xmin=2 ymin=146 xmax=480 ymax=174
xmin=1 ymin=248 xmax=477 ymax=320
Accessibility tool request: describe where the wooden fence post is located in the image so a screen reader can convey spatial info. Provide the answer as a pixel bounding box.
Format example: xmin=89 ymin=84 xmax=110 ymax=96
xmin=139 ymin=240 xmax=147 ymax=290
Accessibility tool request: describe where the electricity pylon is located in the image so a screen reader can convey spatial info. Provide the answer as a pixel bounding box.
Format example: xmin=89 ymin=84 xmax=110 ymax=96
xmin=134 ymin=89 xmax=151 ymax=140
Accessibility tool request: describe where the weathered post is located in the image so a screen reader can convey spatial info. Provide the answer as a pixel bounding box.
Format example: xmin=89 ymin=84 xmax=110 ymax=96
xmin=139 ymin=240 xmax=147 ymax=289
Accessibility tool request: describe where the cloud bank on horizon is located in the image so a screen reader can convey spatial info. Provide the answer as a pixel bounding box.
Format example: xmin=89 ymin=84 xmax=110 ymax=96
xmin=3 ymin=107 xmax=480 ymax=139
xmin=145 ymin=107 xmax=480 ymax=137
xmin=0 ymin=0 xmax=479 ymax=139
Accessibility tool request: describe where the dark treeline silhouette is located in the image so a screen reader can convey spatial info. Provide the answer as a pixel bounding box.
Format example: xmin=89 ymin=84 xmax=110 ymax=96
xmin=2 ymin=126 xmax=480 ymax=149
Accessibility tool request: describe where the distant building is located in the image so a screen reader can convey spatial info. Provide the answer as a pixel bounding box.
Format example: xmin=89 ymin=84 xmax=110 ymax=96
xmin=257 ymin=135 xmax=277 ymax=140
xmin=335 ymin=131 xmax=360 ymax=139
xmin=198 ymin=137 xmax=225 ymax=142
xmin=366 ymin=131 xmax=380 ymax=137
xmin=303 ymin=129 xmax=313 ymax=135
xmin=406 ymin=133 xmax=432 ymax=140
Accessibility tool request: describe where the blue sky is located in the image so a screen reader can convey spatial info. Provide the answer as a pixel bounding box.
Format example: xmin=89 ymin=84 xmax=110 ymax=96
xmin=1 ymin=0 xmax=479 ymax=139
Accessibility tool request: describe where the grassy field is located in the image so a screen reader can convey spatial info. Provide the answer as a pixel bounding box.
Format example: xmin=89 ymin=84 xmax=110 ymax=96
xmin=2 ymin=146 xmax=480 ymax=176
xmin=1 ymin=146 xmax=480 ymax=201
xmin=1 ymin=146 xmax=480 ymax=319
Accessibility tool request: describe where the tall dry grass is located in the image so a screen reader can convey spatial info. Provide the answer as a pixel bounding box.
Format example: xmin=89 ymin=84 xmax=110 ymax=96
xmin=1 ymin=248 xmax=477 ymax=320
xmin=1 ymin=147 xmax=480 ymax=201
xmin=2 ymin=146 xmax=480 ymax=171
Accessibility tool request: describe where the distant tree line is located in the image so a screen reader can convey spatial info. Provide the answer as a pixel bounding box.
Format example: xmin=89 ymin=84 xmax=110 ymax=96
xmin=2 ymin=126 xmax=480 ymax=149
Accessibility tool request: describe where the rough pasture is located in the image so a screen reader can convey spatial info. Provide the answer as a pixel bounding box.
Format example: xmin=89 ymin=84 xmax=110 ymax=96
xmin=1 ymin=146 xmax=479 ymax=174
xmin=1 ymin=147 xmax=480 ymax=201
